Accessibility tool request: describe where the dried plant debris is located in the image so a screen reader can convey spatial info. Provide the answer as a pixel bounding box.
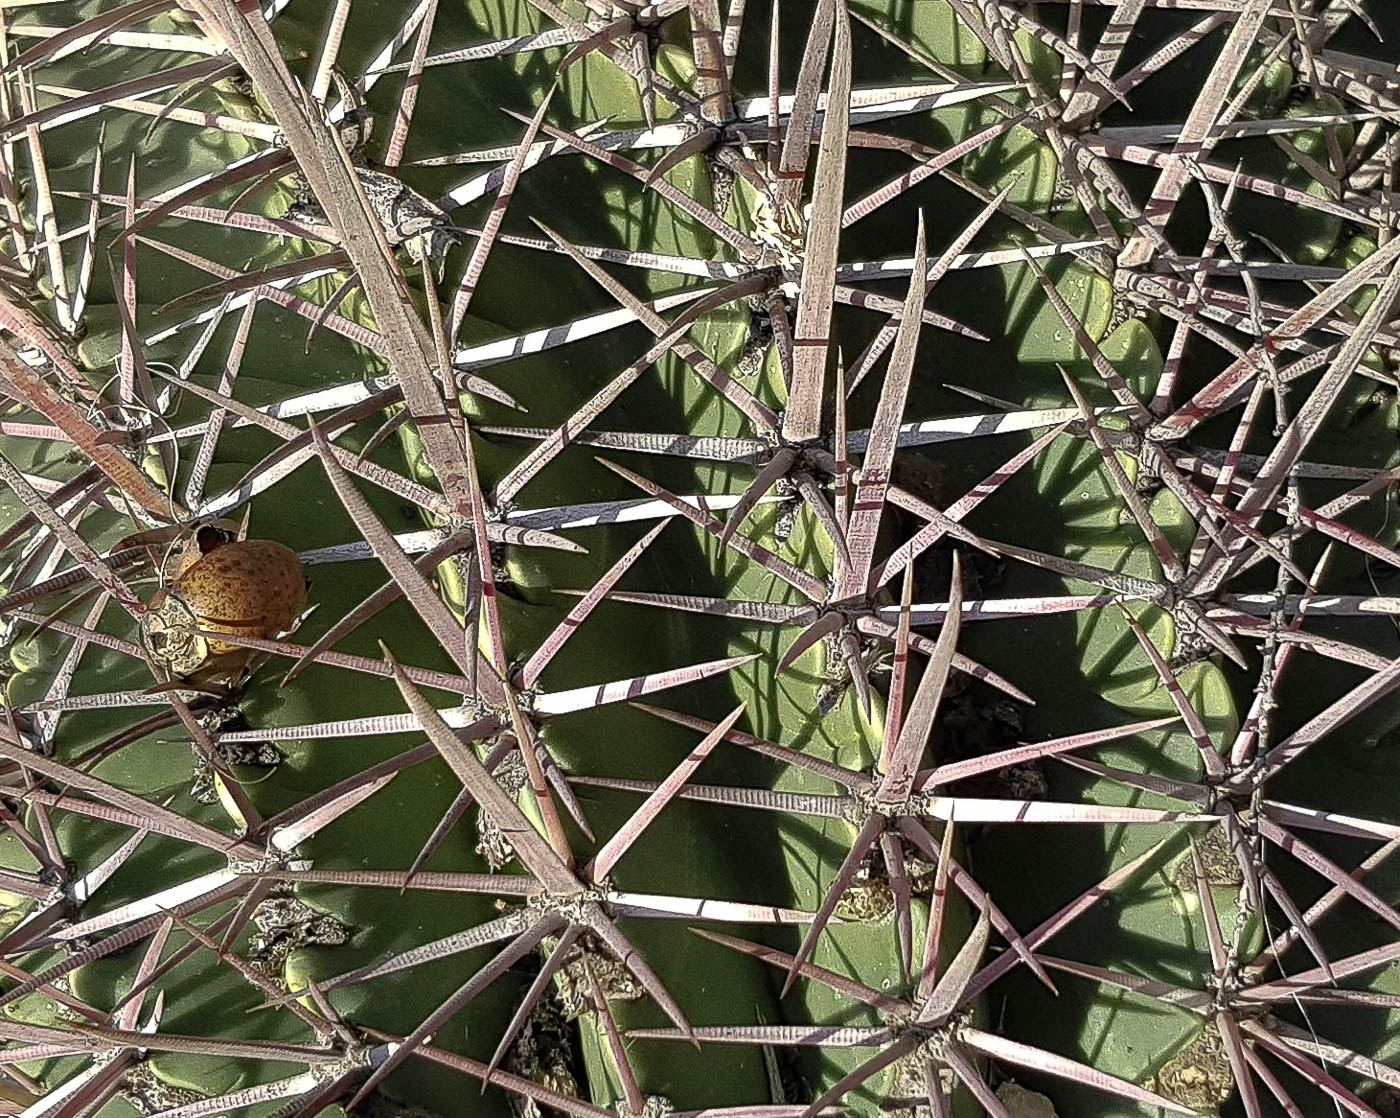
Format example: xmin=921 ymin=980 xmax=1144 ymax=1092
xmin=504 ymin=993 xmax=581 ymax=1118
xmin=551 ymin=937 xmax=644 ymax=1022
xmin=122 ymin=1061 xmax=206 ymax=1116
xmin=1154 ymin=1023 xmax=1236 ymax=1110
xmin=834 ymin=857 xmax=895 ymax=924
xmin=247 ymin=889 xmax=350 ymax=982
xmin=189 ymin=720 xmax=281 ymax=804
xmin=0 ymin=2 xmax=1399 ymax=1118
xmin=1173 ymin=824 xmax=1246 ymax=892
xmin=476 ymin=746 xmax=529 ymax=869
xmin=354 ymin=170 xmax=461 ymax=278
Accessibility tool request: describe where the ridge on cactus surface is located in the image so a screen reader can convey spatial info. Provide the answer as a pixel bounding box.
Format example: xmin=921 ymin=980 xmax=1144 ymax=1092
xmin=0 ymin=2 xmax=1399 ymax=1118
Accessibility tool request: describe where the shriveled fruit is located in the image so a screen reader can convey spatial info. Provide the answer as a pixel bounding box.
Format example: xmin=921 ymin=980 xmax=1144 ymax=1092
xmin=141 ymin=538 xmax=306 ymax=689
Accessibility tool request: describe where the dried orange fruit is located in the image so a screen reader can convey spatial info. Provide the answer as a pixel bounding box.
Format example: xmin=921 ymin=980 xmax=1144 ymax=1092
xmin=164 ymin=521 xmax=240 ymax=581
xmin=141 ymin=538 xmax=306 ymax=688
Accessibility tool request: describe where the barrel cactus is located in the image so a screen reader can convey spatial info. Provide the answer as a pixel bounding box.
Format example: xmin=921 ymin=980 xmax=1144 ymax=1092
xmin=1 ymin=2 xmax=1399 ymax=1117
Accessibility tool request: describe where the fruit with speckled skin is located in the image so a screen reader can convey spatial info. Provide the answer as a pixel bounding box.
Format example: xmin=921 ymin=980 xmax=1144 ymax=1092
xmin=141 ymin=538 xmax=306 ymax=687
xmin=165 ymin=521 xmax=240 ymax=581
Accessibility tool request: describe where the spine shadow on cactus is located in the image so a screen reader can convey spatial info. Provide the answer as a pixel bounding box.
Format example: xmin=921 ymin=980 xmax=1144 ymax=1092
xmin=0 ymin=4 xmax=1399 ymax=1118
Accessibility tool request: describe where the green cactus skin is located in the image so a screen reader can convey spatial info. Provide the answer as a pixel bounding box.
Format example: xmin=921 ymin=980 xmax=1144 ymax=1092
xmin=4 ymin=4 xmax=1400 ymax=1118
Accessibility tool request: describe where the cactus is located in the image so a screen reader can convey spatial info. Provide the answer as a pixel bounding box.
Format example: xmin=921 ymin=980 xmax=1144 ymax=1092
xmin=1 ymin=2 xmax=1400 ymax=1118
